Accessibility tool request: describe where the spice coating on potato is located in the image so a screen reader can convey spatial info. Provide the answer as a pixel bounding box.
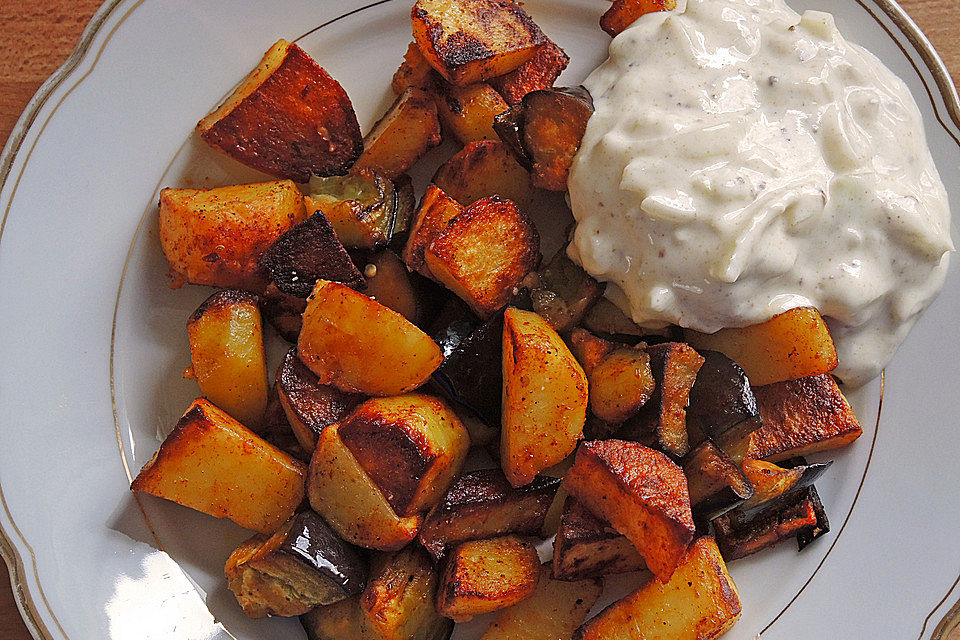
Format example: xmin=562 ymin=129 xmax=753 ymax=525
xmin=600 ymin=0 xmax=677 ymax=37
xmin=354 ymin=87 xmax=442 ymax=180
xmin=436 ymin=82 xmax=510 ymax=145
xmin=392 ymin=42 xmax=438 ymax=94
xmin=432 ymin=140 xmax=534 ymax=209
xmin=489 ymin=40 xmax=570 ymax=105
xmin=198 ymin=40 xmax=362 ymax=182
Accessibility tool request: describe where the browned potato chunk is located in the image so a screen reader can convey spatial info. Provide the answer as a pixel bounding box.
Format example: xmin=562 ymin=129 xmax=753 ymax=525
xmin=403 ymin=185 xmax=465 ymax=277
xmin=685 ymin=307 xmax=839 ymax=386
xmin=276 ymin=348 xmax=362 ymax=453
xmin=552 ymin=496 xmax=646 ymax=581
xmin=392 ymin=42 xmax=437 ymax=94
xmin=411 ymin=0 xmax=546 ymax=86
xmin=743 ymin=374 xmax=863 ymax=462
xmin=426 ymin=197 xmax=540 ymax=318
xmin=436 ymin=535 xmax=540 ymax=622
xmin=489 ymin=40 xmax=570 ymax=105
xmin=307 ymin=424 xmax=422 ymax=550
xmin=354 ymin=87 xmax=442 ymax=180
xmin=159 ymin=180 xmax=307 ymax=290
xmin=131 ymin=398 xmax=306 ymax=534
xmin=186 ymin=290 xmax=268 ymax=427
xmin=573 ymin=537 xmax=741 ymax=640
xmin=600 ymin=0 xmax=677 ymax=37
xmin=432 ymin=140 xmax=534 ymax=209
xmin=338 ymin=394 xmax=470 ymax=517
xmin=364 ymin=250 xmax=421 ymax=324
xmin=298 ymin=279 xmax=443 ymax=396
xmin=568 ymin=328 xmax=616 ymax=375
xmin=360 ymin=546 xmax=454 ymax=640
xmin=501 ymin=308 xmax=588 ymax=486
xmin=588 ymin=346 xmax=655 ymax=425
xmin=564 ymin=440 xmax=694 ymax=581
xmin=436 ymin=82 xmax=510 ymax=145
xmin=197 ymin=40 xmax=362 ymax=181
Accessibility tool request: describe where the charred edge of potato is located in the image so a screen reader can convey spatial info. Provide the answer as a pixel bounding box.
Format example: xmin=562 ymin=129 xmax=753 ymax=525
xmin=600 ymin=0 xmax=678 ymax=37
xmin=489 ymin=40 xmax=571 ymax=105
xmin=552 ymin=496 xmax=646 ymax=581
xmin=681 ymin=440 xmax=754 ymax=524
xmin=198 ymin=40 xmax=362 ymax=181
xmin=431 ymin=140 xmax=534 ymax=210
xmin=435 ymin=81 xmax=510 ymax=145
xmin=354 ymin=86 xmax=442 ymax=180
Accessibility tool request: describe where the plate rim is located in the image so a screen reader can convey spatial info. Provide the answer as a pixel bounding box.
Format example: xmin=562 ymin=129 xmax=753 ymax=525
xmin=1 ymin=1 xmax=959 ymax=639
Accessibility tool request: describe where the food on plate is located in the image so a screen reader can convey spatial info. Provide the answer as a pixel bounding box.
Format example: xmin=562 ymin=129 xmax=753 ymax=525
xmin=225 ymin=510 xmax=367 ymax=617
xmin=131 ymin=398 xmax=306 ymax=534
xmin=526 ymin=250 xmax=605 ymax=333
xmin=260 ymin=284 xmax=308 ymax=341
xmin=301 ymin=596 xmax=363 ymax=640
xmin=436 ymin=535 xmax=540 ymax=621
xmin=573 ymin=537 xmax=741 ymax=640
xmin=685 ymin=350 xmax=762 ymax=457
xmin=297 ymin=279 xmax=443 ymax=396
xmin=338 ymin=394 xmax=469 ymax=517
xmin=392 ymin=42 xmax=436 ymax=95
xmin=353 ymin=87 xmax=442 ymax=179
xmin=411 ymin=0 xmax=546 ymax=85
xmin=304 ymin=170 xmax=401 ymax=250
xmin=586 ymin=344 xmax=655 ymax=425
xmin=681 ymin=440 xmax=754 ymax=523
xmin=552 ymin=496 xmax=646 ymax=581
xmin=488 ymin=39 xmax=570 ymax=105
xmin=600 ymin=0 xmax=677 ymax=36
xmin=363 ymin=250 xmax=423 ymax=323
xmin=197 ymin=39 xmax=362 ymax=182
xmin=435 ymin=81 xmax=509 ymax=145
xmin=564 ymin=440 xmax=695 ymax=581
xmin=432 ymin=140 xmax=534 ymax=209
xmin=501 ymin=307 xmax=588 ymax=486
xmin=403 ymin=185 xmax=465 ymax=276
xmin=737 ymin=458 xmax=831 ymax=516
xmin=568 ymin=0 xmax=952 ymax=387
xmin=159 ymin=180 xmax=307 ymax=290
xmin=185 ymin=289 xmax=268 ymax=427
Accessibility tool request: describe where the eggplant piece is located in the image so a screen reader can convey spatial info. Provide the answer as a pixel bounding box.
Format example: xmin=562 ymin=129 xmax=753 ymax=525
xmin=528 ymin=248 xmax=605 ymax=332
xmin=681 ymin=440 xmax=754 ymax=523
xmin=258 ymin=385 xmax=309 ymax=462
xmin=391 ymin=174 xmax=416 ymax=240
xmin=276 ymin=348 xmax=363 ymax=453
xmin=305 ymin=169 xmax=398 ymax=249
xmin=301 ymin=596 xmax=363 ymax=640
xmin=260 ymin=283 xmax=306 ymax=342
xmin=686 ymin=350 xmax=762 ymax=454
xmin=493 ymin=86 xmax=594 ymax=190
xmin=418 ymin=469 xmax=561 ymax=559
xmin=580 ymin=298 xmax=644 ymax=337
xmin=552 ymin=496 xmax=646 ymax=581
xmin=737 ymin=458 xmax=832 ymax=519
xmin=226 ymin=511 xmax=367 ymax=618
xmin=429 ymin=295 xmax=482 ymax=357
xmin=259 ymin=210 xmax=364 ymax=298
xmin=797 ymin=485 xmax=830 ymax=550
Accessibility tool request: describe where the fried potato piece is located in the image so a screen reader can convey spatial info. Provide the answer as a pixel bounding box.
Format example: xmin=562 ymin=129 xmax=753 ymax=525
xmin=354 ymin=87 xmax=442 ymax=180
xmin=197 ymin=40 xmax=362 ymax=181
xmin=489 ymin=40 xmax=570 ymax=105
xmin=436 ymin=535 xmax=540 ymax=622
xmin=159 ymin=180 xmax=307 ymax=290
xmin=573 ymin=537 xmax=741 ymax=640
xmin=589 ymin=346 xmax=655 ymax=425
xmin=436 ymin=82 xmax=510 ymax=145
xmin=568 ymin=328 xmax=616 ymax=376
xmin=403 ymin=185 xmax=465 ymax=277
xmin=432 ymin=140 xmax=534 ymax=209
xmin=392 ymin=42 xmax=438 ymax=94
xmin=600 ymin=0 xmax=677 ymax=37
xmin=131 ymin=398 xmax=306 ymax=534
xmin=564 ymin=440 xmax=695 ymax=581
xmin=425 ymin=196 xmax=540 ymax=318
xmin=501 ymin=308 xmax=588 ymax=486
xmin=412 ymin=0 xmax=546 ymax=86
xmin=298 ymin=279 xmax=443 ymax=396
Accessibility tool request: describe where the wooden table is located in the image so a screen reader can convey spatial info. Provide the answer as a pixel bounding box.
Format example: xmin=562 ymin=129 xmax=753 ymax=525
xmin=0 ymin=1 xmax=958 ymax=638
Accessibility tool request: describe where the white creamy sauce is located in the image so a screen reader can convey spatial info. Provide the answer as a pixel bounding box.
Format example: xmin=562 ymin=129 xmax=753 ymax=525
xmin=568 ymin=0 xmax=953 ymax=386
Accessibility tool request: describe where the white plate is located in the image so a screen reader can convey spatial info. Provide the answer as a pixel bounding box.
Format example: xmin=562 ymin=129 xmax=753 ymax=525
xmin=1 ymin=1 xmax=959 ymax=638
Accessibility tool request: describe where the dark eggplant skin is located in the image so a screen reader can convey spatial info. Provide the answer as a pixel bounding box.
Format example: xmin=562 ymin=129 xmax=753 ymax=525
xmin=797 ymin=485 xmax=830 ymax=550
xmin=552 ymin=496 xmax=646 ymax=581
xmin=279 ymin=510 xmax=367 ymax=599
xmin=429 ymin=296 xmax=481 ymax=358
xmin=686 ymin=350 xmax=762 ymax=452
xmin=682 ymin=440 xmax=754 ymax=523
xmin=492 ymin=104 xmax=532 ymax=168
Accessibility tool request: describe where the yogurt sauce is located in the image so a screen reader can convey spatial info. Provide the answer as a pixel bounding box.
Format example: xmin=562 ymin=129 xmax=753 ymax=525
xmin=568 ymin=0 xmax=953 ymax=386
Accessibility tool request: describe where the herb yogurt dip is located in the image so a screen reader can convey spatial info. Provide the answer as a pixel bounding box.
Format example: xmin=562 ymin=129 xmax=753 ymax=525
xmin=567 ymin=0 xmax=954 ymax=386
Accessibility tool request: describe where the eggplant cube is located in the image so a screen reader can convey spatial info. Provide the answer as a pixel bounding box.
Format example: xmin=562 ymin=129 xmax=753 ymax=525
xmin=552 ymin=496 xmax=646 ymax=581
xmin=737 ymin=458 xmax=831 ymax=518
xmin=436 ymin=535 xmax=541 ymax=622
xmin=305 ymin=170 xmax=398 ymax=250
xmin=301 ymin=596 xmax=363 ymax=640
xmin=685 ymin=349 xmax=762 ymax=457
xmin=354 ymin=87 xmax=442 ymax=180
xmin=564 ymin=439 xmax=695 ymax=581
xmin=197 ymin=40 xmax=362 ymax=181
xmin=528 ymin=249 xmax=605 ymax=333
xmin=418 ymin=469 xmax=561 ymax=559
xmin=338 ymin=394 xmax=470 ymax=517
xmin=588 ymin=346 xmax=656 ymax=425
xmin=681 ymin=440 xmax=754 ymax=523
xmin=226 ymin=511 xmax=367 ymax=617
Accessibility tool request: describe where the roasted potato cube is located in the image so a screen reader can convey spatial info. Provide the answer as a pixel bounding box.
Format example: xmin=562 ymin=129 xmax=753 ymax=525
xmin=197 ymin=40 xmax=362 ymax=181
xmin=552 ymin=496 xmax=646 ymax=581
xmin=276 ymin=348 xmax=362 ymax=453
xmin=298 ymin=279 xmax=443 ymax=396
xmin=489 ymin=40 xmax=570 ymax=105
xmin=354 ymin=87 xmax=442 ymax=180
xmin=131 ymin=398 xmax=306 ymax=534
xmin=307 ymin=424 xmax=421 ymax=550
xmin=502 ymin=308 xmax=588 ymax=486
xmin=305 ymin=170 xmax=398 ymax=250
xmin=418 ymin=469 xmax=561 ymax=559
xmin=411 ymin=0 xmax=546 ymax=86
xmin=360 ymin=546 xmax=454 ymax=640
xmin=600 ymin=0 xmax=677 ymax=37
xmin=260 ymin=283 xmax=307 ymax=342
xmin=159 ymin=180 xmax=307 ymax=290
xmin=573 ymin=537 xmax=741 ymax=640
xmin=432 ymin=140 xmax=534 ymax=209
xmin=436 ymin=82 xmax=510 ymax=145
xmin=685 ymin=307 xmax=839 ymax=386
xmin=226 ymin=511 xmax=367 ymax=617
xmin=364 ymin=250 xmax=421 ymax=324
xmin=338 ymin=394 xmax=470 ymax=517
xmin=426 ymin=197 xmax=540 ymax=318
xmin=403 ymin=185 xmax=465 ymax=277
xmin=436 ymin=535 xmax=540 ymax=622
xmin=744 ymin=374 xmax=863 ymax=462
xmin=621 ymin=342 xmax=705 ymax=457
xmin=588 ymin=346 xmax=655 ymax=425
xmin=568 ymin=328 xmax=616 ymax=375
xmin=301 ymin=596 xmax=364 ymax=640
xmin=681 ymin=440 xmax=754 ymax=523
xmin=685 ymin=349 xmax=762 ymax=456
xmin=392 ymin=42 xmax=438 ymax=94
xmin=186 ymin=290 xmax=268 ymax=427
xmin=527 ymin=249 xmax=605 ymax=333
xmin=564 ymin=440 xmax=695 ymax=581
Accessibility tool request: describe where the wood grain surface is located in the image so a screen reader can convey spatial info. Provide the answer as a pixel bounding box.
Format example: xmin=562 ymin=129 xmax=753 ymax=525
xmin=0 ymin=1 xmax=957 ymax=639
